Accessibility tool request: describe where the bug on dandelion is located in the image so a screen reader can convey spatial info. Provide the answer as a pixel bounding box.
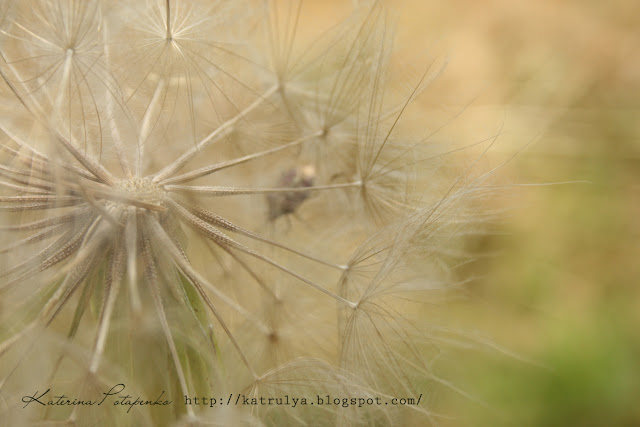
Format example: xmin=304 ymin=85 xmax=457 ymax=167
xmin=266 ymin=164 xmax=316 ymax=221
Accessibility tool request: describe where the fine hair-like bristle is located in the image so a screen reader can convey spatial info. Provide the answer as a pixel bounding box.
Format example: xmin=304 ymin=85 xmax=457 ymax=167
xmin=0 ymin=1 xmax=503 ymax=425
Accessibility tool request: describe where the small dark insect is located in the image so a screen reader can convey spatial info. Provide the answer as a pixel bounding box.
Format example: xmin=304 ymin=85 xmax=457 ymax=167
xmin=267 ymin=164 xmax=316 ymax=221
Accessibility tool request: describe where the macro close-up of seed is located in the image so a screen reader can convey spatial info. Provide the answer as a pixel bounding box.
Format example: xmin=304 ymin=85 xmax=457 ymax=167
xmin=1 ymin=0 xmax=639 ymax=426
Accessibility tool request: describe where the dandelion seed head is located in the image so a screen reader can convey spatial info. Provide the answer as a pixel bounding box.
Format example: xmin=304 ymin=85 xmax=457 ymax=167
xmin=0 ymin=1 xmax=506 ymax=425
xmin=113 ymin=177 xmax=167 ymax=208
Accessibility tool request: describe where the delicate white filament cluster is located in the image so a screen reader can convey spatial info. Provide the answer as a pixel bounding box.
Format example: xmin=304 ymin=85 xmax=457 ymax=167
xmin=0 ymin=1 xmax=495 ymax=425
xmin=111 ymin=178 xmax=167 ymax=212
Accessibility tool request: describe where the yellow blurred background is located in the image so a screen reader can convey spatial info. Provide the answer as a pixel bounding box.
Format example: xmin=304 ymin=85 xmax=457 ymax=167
xmin=384 ymin=1 xmax=640 ymax=425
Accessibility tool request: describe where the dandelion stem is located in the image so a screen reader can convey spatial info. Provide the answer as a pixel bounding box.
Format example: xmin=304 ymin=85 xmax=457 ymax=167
xmin=89 ymin=245 xmax=124 ymax=373
xmin=365 ymin=51 xmax=437 ymax=179
xmin=165 ymin=180 xmax=362 ymax=196
xmin=137 ymin=77 xmax=167 ymax=176
xmin=147 ymin=216 xmax=259 ymax=379
xmin=186 ymin=203 xmax=347 ymax=270
xmin=0 ymin=179 xmax=50 ymax=194
xmin=141 ymin=231 xmax=195 ymax=416
xmin=0 ymin=208 xmax=90 ymax=231
xmin=0 ymin=62 xmax=114 ymax=185
xmin=125 ymin=208 xmax=142 ymax=314
xmin=166 ymin=0 xmax=172 ymax=40
xmin=152 ymin=84 xmax=279 ymax=182
xmin=161 ymin=131 xmax=322 ymax=185
xmin=0 ymin=224 xmax=67 ymax=254
xmin=170 ymin=200 xmax=356 ymax=308
xmin=0 ymin=122 xmax=99 ymax=182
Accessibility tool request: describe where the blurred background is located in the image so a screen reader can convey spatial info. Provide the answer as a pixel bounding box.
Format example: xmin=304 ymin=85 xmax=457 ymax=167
xmin=387 ymin=1 xmax=640 ymax=426
xmin=310 ymin=0 xmax=639 ymax=425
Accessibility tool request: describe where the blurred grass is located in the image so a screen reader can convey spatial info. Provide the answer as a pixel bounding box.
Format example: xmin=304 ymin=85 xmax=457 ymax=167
xmin=382 ymin=1 xmax=640 ymax=425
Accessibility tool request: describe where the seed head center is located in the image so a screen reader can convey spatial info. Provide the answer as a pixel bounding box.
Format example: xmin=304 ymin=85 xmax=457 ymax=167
xmin=114 ymin=177 xmax=166 ymax=208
